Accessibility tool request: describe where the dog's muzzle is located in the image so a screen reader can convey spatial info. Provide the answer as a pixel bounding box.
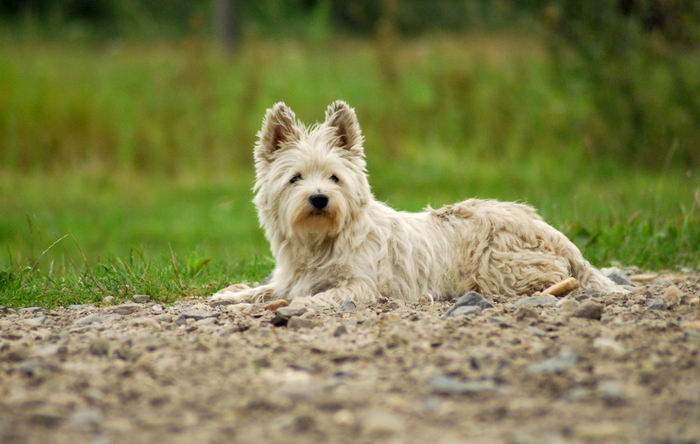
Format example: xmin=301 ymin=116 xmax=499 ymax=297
xmin=309 ymin=194 xmax=329 ymax=210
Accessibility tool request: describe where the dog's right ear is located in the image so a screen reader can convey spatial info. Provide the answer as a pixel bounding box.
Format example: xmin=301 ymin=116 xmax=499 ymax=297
xmin=255 ymin=102 xmax=301 ymax=163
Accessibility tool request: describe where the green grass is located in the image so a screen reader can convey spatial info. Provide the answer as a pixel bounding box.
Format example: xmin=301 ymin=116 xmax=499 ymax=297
xmin=0 ymin=35 xmax=698 ymax=307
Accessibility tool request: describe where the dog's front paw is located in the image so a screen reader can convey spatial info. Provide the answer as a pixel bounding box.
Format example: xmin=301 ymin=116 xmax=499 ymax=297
xmin=210 ymin=284 xmax=253 ymax=306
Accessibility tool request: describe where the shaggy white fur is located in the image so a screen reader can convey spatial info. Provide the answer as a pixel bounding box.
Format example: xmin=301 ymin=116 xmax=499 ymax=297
xmin=211 ymin=101 xmax=624 ymax=308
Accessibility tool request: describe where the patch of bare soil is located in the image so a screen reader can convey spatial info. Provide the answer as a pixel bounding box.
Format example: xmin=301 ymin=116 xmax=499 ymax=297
xmin=1 ymin=271 xmax=699 ymax=444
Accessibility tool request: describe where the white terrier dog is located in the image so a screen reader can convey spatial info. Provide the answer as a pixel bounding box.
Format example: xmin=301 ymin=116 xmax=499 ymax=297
xmin=212 ymin=101 xmax=622 ymax=308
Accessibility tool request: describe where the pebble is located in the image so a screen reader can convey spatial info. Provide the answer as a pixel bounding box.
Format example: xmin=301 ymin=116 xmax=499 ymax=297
xmin=573 ymin=302 xmax=604 ymax=320
xmin=287 ymin=317 xmax=319 ymax=330
xmin=447 ymin=306 xmax=481 ymax=317
xmin=527 ymin=351 xmax=577 ymax=374
xmin=109 ymin=304 xmax=141 ymax=315
xmin=103 ymin=296 xmax=115 ymax=305
xmin=151 ymin=304 xmax=164 ymax=314
xmin=598 ymin=381 xmax=628 ymax=406
xmin=89 ymin=339 xmax=110 ymax=356
xmin=69 ymin=408 xmax=103 ymax=432
xmin=515 ymin=307 xmax=539 ymax=321
xmin=339 ymin=300 xmax=357 ymax=313
xmin=180 ymin=310 xmax=218 ymax=320
xmin=447 ymin=292 xmax=494 ymax=312
xmin=132 ymin=294 xmax=151 ymax=304
xmin=607 ymin=271 xmax=632 ymax=286
xmin=333 ymin=325 xmax=348 ymax=337
xmin=73 ymin=313 xmax=122 ymax=327
xmin=556 ymin=298 xmax=579 ymax=313
xmin=428 ymin=375 xmax=495 ymax=395
xmin=67 ymin=304 xmax=92 ymax=310
xmin=18 ymin=307 xmax=42 ymax=314
xmin=276 ymin=306 xmax=307 ymax=319
xmin=663 ymin=285 xmax=683 ymax=306
xmin=362 ymin=409 xmax=404 ymax=436
xmin=514 ymin=294 xmax=558 ymax=307
xmin=22 ymin=316 xmax=46 ymax=328
xmin=593 ymin=337 xmax=625 ymax=355
xmin=648 ymin=298 xmax=667 ymax=310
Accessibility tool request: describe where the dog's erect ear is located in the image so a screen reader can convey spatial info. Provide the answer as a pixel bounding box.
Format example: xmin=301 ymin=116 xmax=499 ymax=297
xmin=256 ymin=102 xmax=301 ymax=162
xmin=324 ymin=100 xmax=363 ymax=152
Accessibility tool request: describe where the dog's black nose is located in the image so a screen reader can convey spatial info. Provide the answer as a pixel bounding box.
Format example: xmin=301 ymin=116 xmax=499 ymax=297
xmin=309 ymin=194 xmax=329 ymax=210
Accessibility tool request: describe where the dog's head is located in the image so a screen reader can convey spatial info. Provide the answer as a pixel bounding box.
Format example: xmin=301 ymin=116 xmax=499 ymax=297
xmin=253 ymin=101 xmax=372 ymax=242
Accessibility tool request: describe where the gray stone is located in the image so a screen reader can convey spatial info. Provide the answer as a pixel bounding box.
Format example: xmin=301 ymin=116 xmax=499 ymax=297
xmin=648 ymin=297 xmax=667 ymax=310
xmin=515 ymin=307 xmax=539 ymax=321
xmin=444 ymin=292 xmax=493 ymax=317
xmin=333 ymin=325 xmax=348 ymax=337
xmin=89 ymin=339 xmax=110 ymax=356
xmin=18 ymin=307 xmax=42 ymax=314
xmin=67 ymin=304 xmax=93 ymax=310
xmin=428 ymin=374 xmax=495 ymax=395
xmin=607 ymin=271 xmax=632 ymax=286
xmin=103 ymin=296 xmax=115 ymax=305
xmin=527 ymin=351 xmax=577 ymax=374
xmin=109 ymin=304 xmax=141 ymax=315
xmin=573 ymin=302 xmax=604 ymax=320
xmin=598 ymin=381 xmax=628 ymax=406
xmin=73 ymin=313 xmax=122 ymax=326
xmin=276 ymin=306 xmax=307 ymax=319
xmin=69 ymin=408 xmax=103 ymax=432
xmin=514 ymin=294 xmax=558 ymax=307
xmin=339 ymin=300 xmax=357 ymax=313
xmin=22 ymin=316 xmax=46 ymax=328
xmin=179 ymin=310 xmax=218 ymax=320
xmin=287 ymin=317 xmax=319 ymax=330
xmin=447 ymin=306 xmax=481 ymax=317
xmin=132 ymin=294 xmax=151 ymax=304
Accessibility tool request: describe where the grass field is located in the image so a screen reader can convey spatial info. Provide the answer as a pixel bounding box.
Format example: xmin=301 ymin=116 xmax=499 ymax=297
xmin=1 ymin=35 xmax=699 ymax=308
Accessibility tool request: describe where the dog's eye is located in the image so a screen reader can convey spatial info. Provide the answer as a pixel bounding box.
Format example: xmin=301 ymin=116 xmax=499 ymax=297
xmin=289 ymin=174 xmax=302 ymax=184
xmin=330 ymin=175 xmax=340 ymax=184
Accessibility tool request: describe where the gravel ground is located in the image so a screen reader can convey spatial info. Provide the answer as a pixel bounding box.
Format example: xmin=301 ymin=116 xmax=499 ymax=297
xmin=1 ymin=269 xmax=700 ymax=444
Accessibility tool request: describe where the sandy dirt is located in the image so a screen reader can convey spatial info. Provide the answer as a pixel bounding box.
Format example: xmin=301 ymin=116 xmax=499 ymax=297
xmin=1 ymin=269 xmax=699 ymax=444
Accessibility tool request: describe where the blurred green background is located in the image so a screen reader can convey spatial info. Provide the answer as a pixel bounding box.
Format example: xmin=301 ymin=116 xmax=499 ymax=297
xmin=1 ymin=0 xmax=699 ymax=307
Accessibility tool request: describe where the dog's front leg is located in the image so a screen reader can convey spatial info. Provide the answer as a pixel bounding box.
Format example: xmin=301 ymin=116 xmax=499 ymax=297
xmin=290 ymin=279 xmax=379 ymax=309
xmin=210 ymin=283 xmax=276 ymax=305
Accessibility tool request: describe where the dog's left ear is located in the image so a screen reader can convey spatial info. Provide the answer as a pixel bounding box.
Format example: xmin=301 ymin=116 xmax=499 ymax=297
xmin=324 ymin=101 xmax=363 ymax=152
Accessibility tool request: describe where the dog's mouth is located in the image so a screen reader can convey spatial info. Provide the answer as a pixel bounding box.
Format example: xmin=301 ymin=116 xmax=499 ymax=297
xmin=309 ymin=208 xmax=327 ymax=216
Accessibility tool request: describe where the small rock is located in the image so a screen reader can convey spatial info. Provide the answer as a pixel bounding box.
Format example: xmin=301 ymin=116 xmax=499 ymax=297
xmin=109 ymin=303 xmax=141 ymax=315
xmin=593 ymin=337 xmax=625 ymax=355
xmin=339 ymin=300 xmax=357 ymax=313
xmin=276 ymin=306 xmax=307 ymax=319
xmin=103 ymin=296 xmax=115 ymax=305
xmin=333 ymin=325 xmax=348 ymax=337
xmin=151 ymin=304 xmax=164 ymax=314
xmin=514 ymin=294 xmax=558 ymax=307
xmin=180 ymin=310 xmax=218 ymax=320
xmin=132 ymin=294 xmax=150 ymax=304
xmin=70 ymin=408 xmax=102 ymax=432
xmin=527 ymin=351 xmax=577 ymax=374
xmin=287 ymin=317 xmax=319 ymax=330
xmin=22 ymin=316 xmax=46 ymax=328
xmin=573 ymin=302 xmax=604 ymax=320
xmin=663 ymin=285 xmax=683 ymax=307
xmin=598 ymin=381 xmax=628 ymax=406
xmin=648 ymin=297 xmax=667 ymax=310
xmin=556 ymin=298 xmax=579 ymax=313
xmin=515 ymin=307 xmax=539 ymax=321
xmin=362 ymin=409 xmax=404 ymax=436
xmin=607 ymin=271 xmax=632 ymax=286
xmin=67 ymin=304 xmax=92 ymax=310
xmin=89 ymin=339 xmax=110 ymax=356
xmin=30 ymin=410 xmax=64 ymax=428
xmin=73 ymin=313 xmax=122 ymax=327
xmin=428 ymin=375 xmax=495 ymax=395
xmin=447 ymin=306 xmax=481 ymax=317
xmin=446 ymin=292 xmax=494 ymax=316
xmin=18 ymin=307 xmax=42 ymax=314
